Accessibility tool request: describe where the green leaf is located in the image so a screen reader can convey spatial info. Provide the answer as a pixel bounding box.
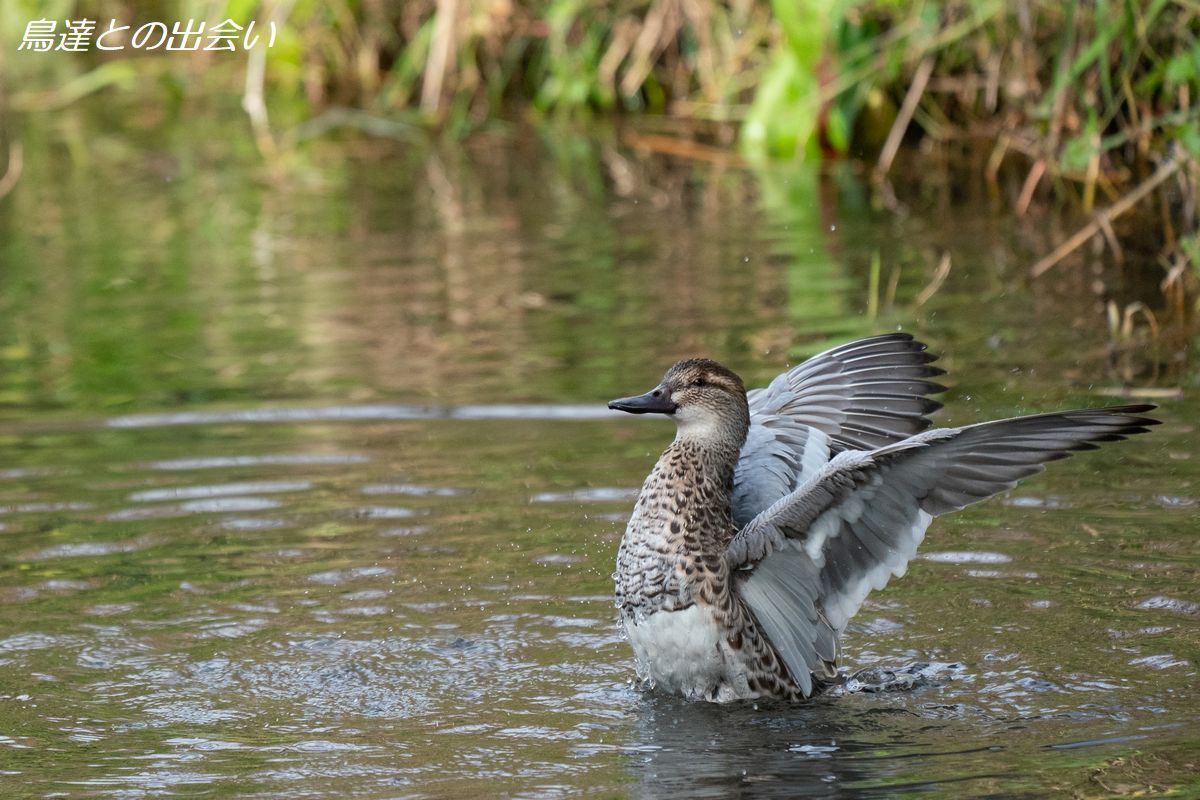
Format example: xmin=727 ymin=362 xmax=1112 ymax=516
xmin=1059 ymin=108 xmax=1100 ymax=172
xmin=1176 ymin=124 xmax=1200 ymax=160
xmin=1164 ymin=50 xmax=1199 ymax=86
xmin=825 ymin=105 xmax=851 ymax=153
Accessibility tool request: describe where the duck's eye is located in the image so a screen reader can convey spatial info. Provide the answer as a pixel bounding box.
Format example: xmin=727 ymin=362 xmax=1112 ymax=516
xmin=692 ymin=377 xmax=706 ymax=388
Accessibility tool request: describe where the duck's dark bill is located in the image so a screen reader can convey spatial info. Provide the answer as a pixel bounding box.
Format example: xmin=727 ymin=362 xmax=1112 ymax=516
xmin=607 ymin=389 xmax=677 ymax=415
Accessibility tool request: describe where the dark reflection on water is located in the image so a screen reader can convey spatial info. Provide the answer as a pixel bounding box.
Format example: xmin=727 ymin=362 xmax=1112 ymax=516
xmin=0 ymin=117 xmax=1196 ymax=797
xmin=623 ymin=696 xmax=1014 ymax=798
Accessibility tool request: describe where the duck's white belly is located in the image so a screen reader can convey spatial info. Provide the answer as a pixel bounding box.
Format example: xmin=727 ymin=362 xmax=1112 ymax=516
xmin=623 ymin=604 xmax=742 ymax=700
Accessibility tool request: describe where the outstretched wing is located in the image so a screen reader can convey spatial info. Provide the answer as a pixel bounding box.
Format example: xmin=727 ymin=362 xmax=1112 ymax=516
xmin=726 ymin=405 xmax=1159 ymax=696
xmin=732 ymin=333 xmax=946 ymax=527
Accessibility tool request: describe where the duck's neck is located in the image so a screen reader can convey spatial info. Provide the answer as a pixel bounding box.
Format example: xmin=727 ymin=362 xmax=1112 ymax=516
xmin=651 ymin=432 xmax=743 ymax=549
xmin=666 ymin=434 xmax=742 ymax=496
xmin=670 ymin=414 xmax=747 ymax=491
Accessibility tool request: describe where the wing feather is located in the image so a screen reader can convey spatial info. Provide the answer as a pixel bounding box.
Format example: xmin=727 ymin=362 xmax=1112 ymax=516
xmin=729 ymin=405 xmax=1159 ymax=695
xmin=733 ymin=333 xmax=945 ymax=526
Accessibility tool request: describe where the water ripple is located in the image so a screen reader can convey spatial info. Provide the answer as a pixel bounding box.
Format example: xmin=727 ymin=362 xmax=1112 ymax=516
xmin=107 ymin=497 xmax=282 ymax=520
xmin=361 ymin=483 xmax=469 ymax=496
xmin=920 ymin=551 xmax=1013 ymax=565
xmin=0 ymin=501 xmax=94 ymax=515
xmin=1136 ymin=596 xmax=1200 ymax=616
xmin=130 ymin=481 xmax=312 ymax=502
xmin=531 ymin=488 xmax=639 ymax=503
xmin=146 ymin=454 xmax=369 ymax=470
xmin=25 ymin=540 xmax=147 ymax=560
xmin=109 ymin=403 xmax=613 ymax=428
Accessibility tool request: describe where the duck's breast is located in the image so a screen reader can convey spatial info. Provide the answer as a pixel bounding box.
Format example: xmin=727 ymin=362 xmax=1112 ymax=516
xmin=624 ymin=604 xmax=739 ymax=700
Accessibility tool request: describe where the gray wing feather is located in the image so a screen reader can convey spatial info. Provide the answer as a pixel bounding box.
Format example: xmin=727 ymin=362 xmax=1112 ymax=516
xmin=735 ymin=545 xmax=828 ymax=697
xmin=733 ymin=415 xmax=829 ymax=528
xmin=757 ymin=333 xmax=946 ymax=451
xmin=729 ymin=405 xmax=1159 ymax=694
xmin=733 ymin=333 xmax=946 ymax=527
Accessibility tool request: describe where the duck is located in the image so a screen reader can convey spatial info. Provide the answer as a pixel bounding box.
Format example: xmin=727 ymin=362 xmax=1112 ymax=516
xmin=606 ymin=333 xmax=1158 ymax=703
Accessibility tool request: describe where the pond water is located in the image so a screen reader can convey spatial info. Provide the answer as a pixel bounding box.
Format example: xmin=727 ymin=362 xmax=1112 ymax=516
xmin=0 ymin=119 xmax=1197 ymax=798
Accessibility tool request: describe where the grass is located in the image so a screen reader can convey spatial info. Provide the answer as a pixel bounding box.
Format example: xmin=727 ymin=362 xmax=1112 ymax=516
xmin=1 ymin=1 xmax=1197 ymax=336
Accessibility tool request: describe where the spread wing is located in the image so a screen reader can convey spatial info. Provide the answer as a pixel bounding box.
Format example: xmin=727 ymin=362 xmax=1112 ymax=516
xmin=732 ymin=333 xmax=946 ymax=527
xmin=726 ymin=405 xmax=1159 ymax=696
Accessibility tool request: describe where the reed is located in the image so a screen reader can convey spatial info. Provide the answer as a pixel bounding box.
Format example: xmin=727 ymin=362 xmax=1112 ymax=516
xmin=5 ymin=3 xmax=1194 ymax=166
xmin=2 ymin=1 xmax=1197 ymax=309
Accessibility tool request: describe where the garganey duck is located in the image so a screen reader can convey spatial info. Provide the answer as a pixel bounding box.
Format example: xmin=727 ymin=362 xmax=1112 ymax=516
xmin=607 ymin=334 xmax=1158 ymax=702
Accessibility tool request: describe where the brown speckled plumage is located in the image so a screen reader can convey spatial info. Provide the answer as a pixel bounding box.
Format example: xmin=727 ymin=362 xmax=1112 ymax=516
xmin=607 ymin=341 xmax=1158 ymax=703
xmin=612 ymin=359 xmax=817 ymax=701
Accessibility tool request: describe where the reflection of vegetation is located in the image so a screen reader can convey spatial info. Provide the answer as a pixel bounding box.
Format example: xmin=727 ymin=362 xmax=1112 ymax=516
xmin=1 ymin=98 xmax=1193 ymax=417
xmin=0 ymin=111 xmax=314 ymax=411
xmin=752 ymin=163 xmax=868 ymax=347
xmin=2 ymin=1 xmax=1195 ymax=350
xmin=0 ymin=106 xmax=848 ymax=411
xmin=2 ymin=1 xmax=1198 ymax=404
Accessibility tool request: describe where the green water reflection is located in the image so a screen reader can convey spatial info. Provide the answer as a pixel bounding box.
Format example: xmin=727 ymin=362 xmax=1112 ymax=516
xmin=0 ymin=108 xmax=1196 ymax=798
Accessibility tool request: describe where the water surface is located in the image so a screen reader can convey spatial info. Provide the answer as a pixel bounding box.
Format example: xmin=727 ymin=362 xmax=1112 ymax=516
xmin=0 ymin=117 xmax=1196 ymax=797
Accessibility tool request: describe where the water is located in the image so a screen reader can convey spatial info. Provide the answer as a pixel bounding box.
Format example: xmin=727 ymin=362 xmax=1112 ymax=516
xmin=0 ymin=117 xmax=1197 ymax=797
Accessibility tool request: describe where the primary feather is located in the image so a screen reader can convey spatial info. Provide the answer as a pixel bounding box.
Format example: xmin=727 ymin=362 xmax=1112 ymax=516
xmin=727 ymin=406 xmax=1159 ymax=692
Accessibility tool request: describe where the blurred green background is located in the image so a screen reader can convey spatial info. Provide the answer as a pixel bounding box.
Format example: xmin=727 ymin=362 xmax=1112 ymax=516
xmin=1 ymin=1 xmax=1197 ymax=414
xmin=4 ymin=1 xmax=1198 ymax=162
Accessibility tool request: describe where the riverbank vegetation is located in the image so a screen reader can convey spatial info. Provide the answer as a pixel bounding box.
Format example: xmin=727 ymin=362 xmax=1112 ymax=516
xmin=2 ymin=1 xmax=1197 ymax=367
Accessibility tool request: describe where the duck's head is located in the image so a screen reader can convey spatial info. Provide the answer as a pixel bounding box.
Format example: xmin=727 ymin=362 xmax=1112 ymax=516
xmin=608 ymin=358 xmax=750 ymax=445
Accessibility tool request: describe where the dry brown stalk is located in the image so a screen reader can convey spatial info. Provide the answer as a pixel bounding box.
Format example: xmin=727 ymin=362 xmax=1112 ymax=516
xmin=915 ymin=252 xmax=952 ymax=307
xmin=621 ymin=131 xmax=744 ymax=165
xmin=421 ymin=0 xmax=460 ymax=115
xmin=874 ymin=57 xmax=935 ymax=180
xmin=0 ymin=141 xmax=22 ymax=201
xmin=1015 ymin=159 xmax=1046 ymax=216
xmin=1030 ymin=156 xmax=1185 ymax=278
